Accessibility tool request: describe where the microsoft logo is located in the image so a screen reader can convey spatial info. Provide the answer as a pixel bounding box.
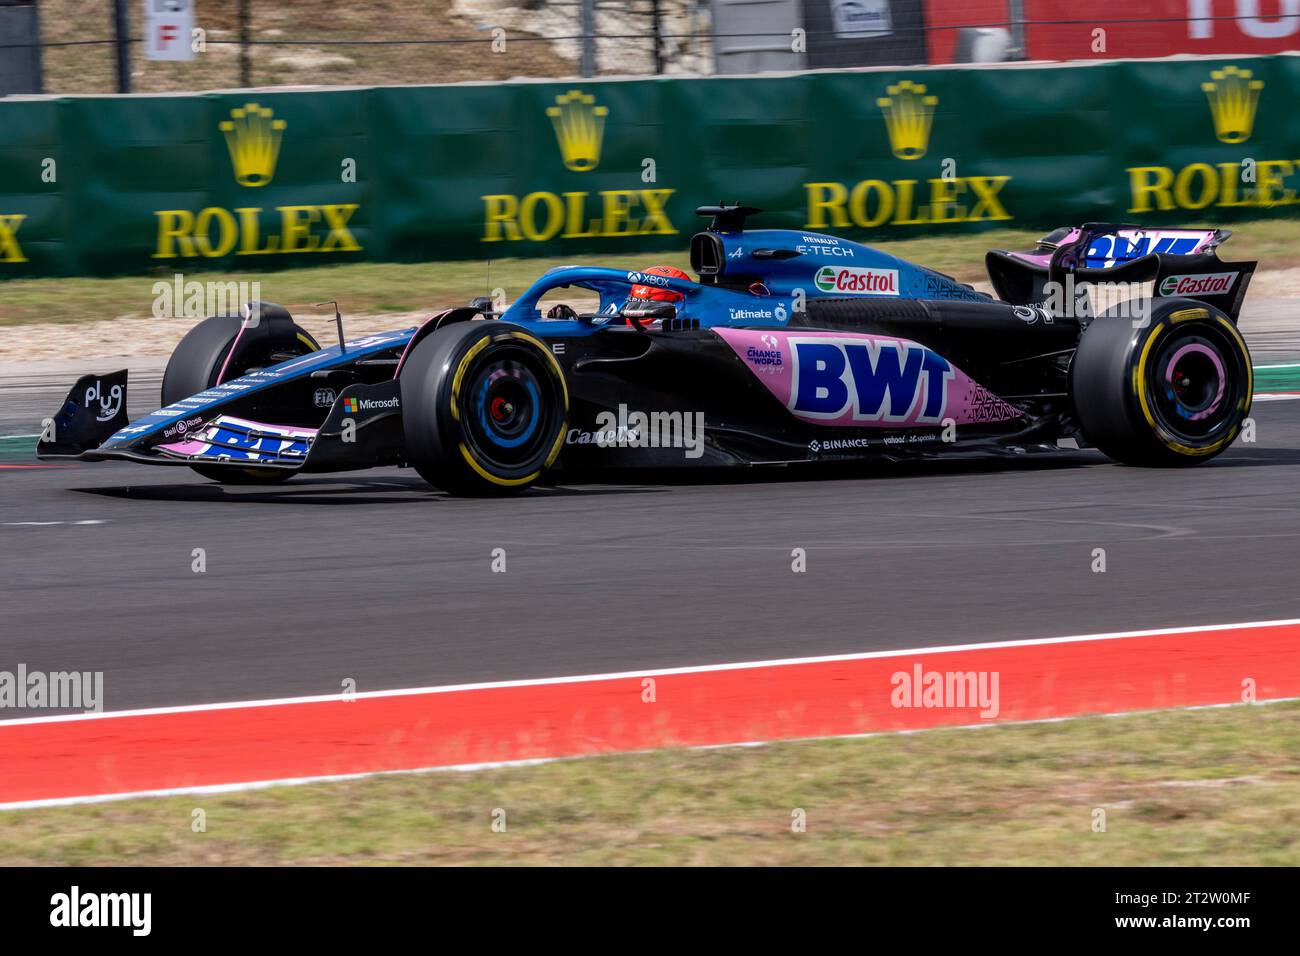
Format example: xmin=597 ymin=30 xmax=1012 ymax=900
xmin=342 ymin=397 xmax=359 ymax=414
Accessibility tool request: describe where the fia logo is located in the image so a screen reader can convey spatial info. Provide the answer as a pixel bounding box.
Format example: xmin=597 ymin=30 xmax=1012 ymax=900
xmin=313 ymin=387 xmax=338 ymax=408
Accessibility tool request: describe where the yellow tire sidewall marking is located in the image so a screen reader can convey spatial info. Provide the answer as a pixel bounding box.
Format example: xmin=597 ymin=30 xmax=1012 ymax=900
xmin=449 ymin=329 xmax=568 ymax=485
xmin=1134 ymin=312 xmax=1247 ymax=458
xmin=448 ymin=335 xmax=492 ymax=424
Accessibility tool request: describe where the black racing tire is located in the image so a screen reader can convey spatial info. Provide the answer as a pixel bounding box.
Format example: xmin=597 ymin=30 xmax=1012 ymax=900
xmin=162 ymin=314 xmax=320 ymax=484
xmin=1071 ymin=298 xmax=1252 ymax=466
xmin=399 ymin=321 xmax=568 ymax=496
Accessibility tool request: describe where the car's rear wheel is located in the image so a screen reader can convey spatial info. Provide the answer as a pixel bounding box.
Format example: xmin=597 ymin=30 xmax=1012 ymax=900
xmin=1071 ymin=298 xmax=1252 ymax=466
xmin=400 ymin=321 xmax=568 ymax=496
xmin=162 ymin=311 xmax=319 ymax=484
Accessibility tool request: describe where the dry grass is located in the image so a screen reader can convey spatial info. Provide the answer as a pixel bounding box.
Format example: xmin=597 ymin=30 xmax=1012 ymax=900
xmin=2 ymin=702 xmax=1299 ymax=865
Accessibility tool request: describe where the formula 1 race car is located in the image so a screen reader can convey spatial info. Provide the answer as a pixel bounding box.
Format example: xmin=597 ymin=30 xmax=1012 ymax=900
xmin=38 ymin=204 xmax=1256 ymax=495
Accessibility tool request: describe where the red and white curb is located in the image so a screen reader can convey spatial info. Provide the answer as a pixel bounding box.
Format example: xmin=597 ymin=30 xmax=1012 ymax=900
xmin=3 ymin=618 xmax=1300 ymax=810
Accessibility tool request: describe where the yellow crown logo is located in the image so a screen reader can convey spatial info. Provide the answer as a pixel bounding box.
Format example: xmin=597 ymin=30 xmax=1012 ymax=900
xmin=877 ymin=80 xmax=937 ymax=160
xmin=219 ymin=103 xmax=286 ymax=187
xmin=547 ymin=90 xmax=608 ymax=172
xmin=1202 ymin=66 xmax=1263 ymax=144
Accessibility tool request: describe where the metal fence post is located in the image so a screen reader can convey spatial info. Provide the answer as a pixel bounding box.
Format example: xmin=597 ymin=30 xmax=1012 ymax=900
xmin=580 ymin=0 xmax=595 ymax=77
xmin=112 ymin=0 xmax=131 ymax=93
xmin=651 ymin=0 xmax=664 ymax=74
xmin=240 ymin=0 xmax=252 ymax=87
xmin=1007 ymin=0 xmax=1027 ymax=59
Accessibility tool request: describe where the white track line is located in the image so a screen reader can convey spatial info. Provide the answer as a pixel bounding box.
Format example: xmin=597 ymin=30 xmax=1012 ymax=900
xmin=3 ymin=616 xmax=1299 ymax=729
xmin=2 ymin=520 xmax=107 ymax=527
xmin=1253 ymin=393 xmax=1300 ymax=402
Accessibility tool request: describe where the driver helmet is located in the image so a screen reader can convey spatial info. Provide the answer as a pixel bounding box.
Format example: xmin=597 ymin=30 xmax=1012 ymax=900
xmin=624 ymin=265 xmax=690 ymax=322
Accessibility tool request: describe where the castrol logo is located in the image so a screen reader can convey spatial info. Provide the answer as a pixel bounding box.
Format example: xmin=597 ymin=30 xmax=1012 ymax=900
xmin=814 ymin=266 xmax=900 ymax=296
xmin=1158 ymin=272 xmax=1237 ymax=296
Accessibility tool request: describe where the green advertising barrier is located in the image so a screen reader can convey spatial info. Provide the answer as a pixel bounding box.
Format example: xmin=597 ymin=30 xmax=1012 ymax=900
xmin=1 ymin=54 xmax=1298 ymax=279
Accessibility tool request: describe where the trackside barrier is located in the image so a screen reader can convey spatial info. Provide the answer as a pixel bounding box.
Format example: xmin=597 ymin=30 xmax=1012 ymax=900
xmin=1 ymin=54 xmax=1298 ymax=279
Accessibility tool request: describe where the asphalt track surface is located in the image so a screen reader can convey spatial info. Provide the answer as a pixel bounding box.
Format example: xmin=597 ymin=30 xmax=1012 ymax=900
xmin=3 ymin=396 xmax=1300 ymax=717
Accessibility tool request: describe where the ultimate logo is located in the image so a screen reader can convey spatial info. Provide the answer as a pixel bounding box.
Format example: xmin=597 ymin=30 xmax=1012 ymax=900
xmin=1128 ymin=64 xmax=1296 ymax=213
xmin=153 ymin=102 xmax=362 ymax=261
xmin=481 ymin=89 xmax=677 ymax=244
xmin=805 ymin=78 xmax=1012 ymax=231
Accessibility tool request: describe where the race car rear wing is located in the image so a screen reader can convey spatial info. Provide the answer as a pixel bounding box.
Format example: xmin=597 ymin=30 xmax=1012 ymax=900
xmin=35 ymin=370 xmax=129 ymax=458
xmin=986 ymin=223 xmax=1255 ymax=321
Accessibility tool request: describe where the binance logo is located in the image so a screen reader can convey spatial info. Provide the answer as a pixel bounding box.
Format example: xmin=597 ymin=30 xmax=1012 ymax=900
xmin=877 ymin=80 xmax=937 ymax=160
xmin=1202 ymin=65 xmax=1263 ymax=144
xmin=219 ymin=103 xmax=286 ymax=187
xmin=547 ymin=90 xmax=608 ymax=172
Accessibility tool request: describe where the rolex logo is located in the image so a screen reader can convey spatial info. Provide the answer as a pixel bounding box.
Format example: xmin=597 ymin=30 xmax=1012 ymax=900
xmin=1202 ymin=65 xmax=1263 ymax=145
xmin=547 ymin=90 xmax=608 ymax=172
xmin=877 ymin=80 xmax=937 ymax=160
xmin=219 ymin=103 xmax=286 ymax=187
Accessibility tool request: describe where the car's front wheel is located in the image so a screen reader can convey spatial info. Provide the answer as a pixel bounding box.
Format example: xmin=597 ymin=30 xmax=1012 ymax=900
xmin=399 ymin=321 xmax=568 ymax=496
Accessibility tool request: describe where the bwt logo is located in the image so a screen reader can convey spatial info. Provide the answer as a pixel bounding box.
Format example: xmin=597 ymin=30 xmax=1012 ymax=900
xmin=1085 ymin=233 xmax=1200 ymax=267
xmin=790 ymin=339 xmax=953 ymax=423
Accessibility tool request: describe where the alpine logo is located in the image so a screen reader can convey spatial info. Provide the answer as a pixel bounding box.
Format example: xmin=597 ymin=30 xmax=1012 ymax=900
xmin=1158 ymin=272 xmax=1238 ymax=296
xmin=791 ymin=338 xmax=953 ymax=423
xmin=814 ymin=266 xmax=899 ymax=296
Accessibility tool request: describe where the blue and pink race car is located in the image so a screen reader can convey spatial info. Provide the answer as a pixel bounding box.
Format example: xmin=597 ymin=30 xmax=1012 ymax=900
xmin=38 ymin=204 xmax=1256 ymax=494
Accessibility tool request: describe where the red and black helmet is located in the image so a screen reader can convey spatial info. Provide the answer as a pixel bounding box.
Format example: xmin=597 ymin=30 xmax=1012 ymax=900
xmin=629 ymin=265 xmax=690 ymax=302
xmin=624 ymin=265 xmax=690 ymax=325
